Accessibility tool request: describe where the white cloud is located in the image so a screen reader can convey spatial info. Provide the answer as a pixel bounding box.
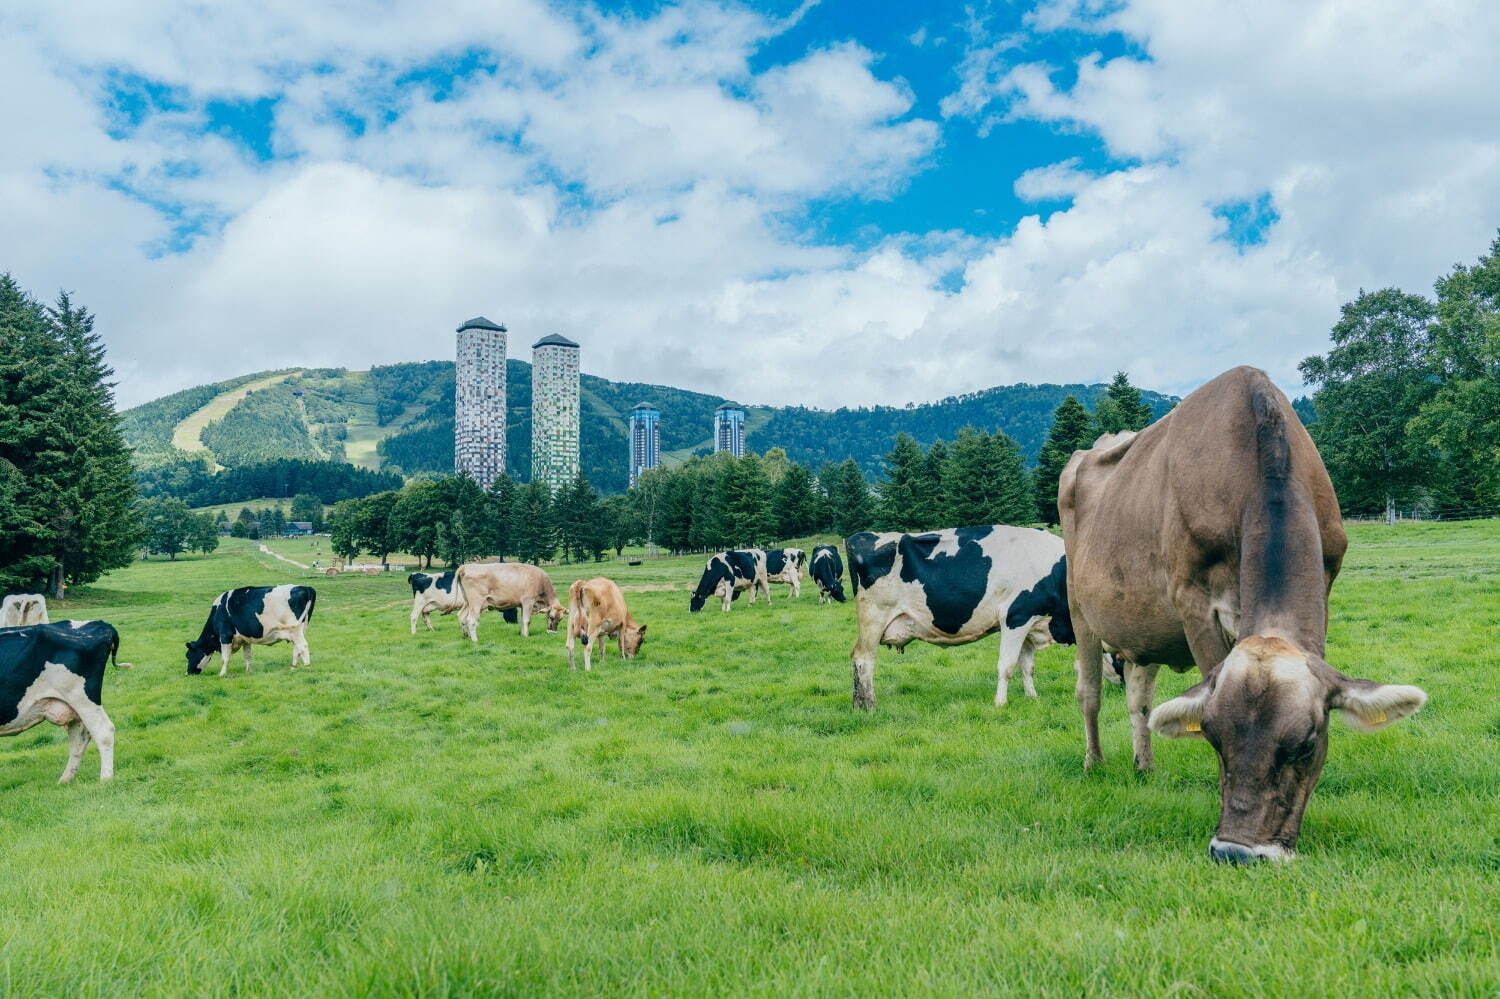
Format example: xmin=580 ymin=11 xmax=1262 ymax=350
xmin=2 ymin=0 xmax=1498 ymax=415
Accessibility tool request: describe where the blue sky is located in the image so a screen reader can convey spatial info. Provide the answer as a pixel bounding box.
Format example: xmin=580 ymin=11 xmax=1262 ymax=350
xmin=3 ymin=0 xmax=1497 ymax=408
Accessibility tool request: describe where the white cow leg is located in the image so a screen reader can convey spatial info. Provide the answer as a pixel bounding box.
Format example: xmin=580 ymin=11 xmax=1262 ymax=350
xmin=68 ymin=698 xmax=115 ymax=780
xmin=58 ymin=719 xmax=91 ymax=783
xmin=994 ymin=626 xmax=1030 ymax=706
xmin=1019 ymin=640 xmax=1039 ymax=699
xmin=219 ymin=643 xmax=232 ymax=678
xmin=519 ymin=606 xmax=531 ymax=638
xmin=566 ymin=626 xmax=578 ymax=670
xmin=1125 ymin=661 xmax=1160 ymax=772
xmin=243 ymin=644 xmax=253 ymax=673
xmin=851 ymin=629 xmax=879 ymax=711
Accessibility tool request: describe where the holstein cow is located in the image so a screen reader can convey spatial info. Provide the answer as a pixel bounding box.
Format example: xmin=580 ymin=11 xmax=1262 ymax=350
xmin=1 ymin=620 xmax=125 ymax=782
xmin=566 ymin=577 xmax=647 ymax=671
xmin=1060 ymin=366 xmax=1427 ymax=863
xmin=408 ymin=571 xmax=466 ymax=634
xmin=185 ymin=585 xmax=316 ymax=676
xmin=764 ymin=548 xmax=805 ymax=598
xmin=688 ymin=550 xmax=769 ymax=612
xmin=456 ymin=562 xmax=565 ymax=641
xmin=0 ymin=594 xmax=49 ymax=627
xmin=810 ymin=544 xmax=846 ymax=603
xmin=846 ymin=525 xmax=1080 ymax=708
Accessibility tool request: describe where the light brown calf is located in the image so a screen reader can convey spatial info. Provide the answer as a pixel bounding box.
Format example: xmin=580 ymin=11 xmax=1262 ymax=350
xmin=456 ymin=562 xmax=565 ymax=641
xmin=566 ymin=577 xmax=646 ymax=671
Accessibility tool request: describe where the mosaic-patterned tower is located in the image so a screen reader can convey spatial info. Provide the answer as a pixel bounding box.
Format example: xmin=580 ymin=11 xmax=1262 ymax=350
xmin=454 ymin=316 xmax=508 ymax=489
xmin=629 ymin=402 xmax=661 ymax=486
xmin=714 ymin=402 xmax=746 ymax=457
xmin=531 ymin=333 xmax=581 ymax=492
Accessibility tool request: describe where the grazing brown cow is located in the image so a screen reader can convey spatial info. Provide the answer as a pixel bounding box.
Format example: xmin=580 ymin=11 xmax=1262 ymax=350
xmin=1060 ymin=366 xmax=1427 ymax=863
xmin=456 ymin=563 xmax=565 ymax=641
xmin=565 ymin=577 xmax=647 ymax=671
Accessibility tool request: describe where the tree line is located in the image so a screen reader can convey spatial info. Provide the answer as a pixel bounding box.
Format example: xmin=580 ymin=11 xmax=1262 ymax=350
xmin=1300 ymin=232 xmax=1500 ymax=518
xmin=135 ymin=456 xmax=403 ymax=507
xmin=0 ymin=276 xmax=139 ymax=595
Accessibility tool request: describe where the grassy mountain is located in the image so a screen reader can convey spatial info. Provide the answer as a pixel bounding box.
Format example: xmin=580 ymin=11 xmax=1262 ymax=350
xmin=122 ymin=361 xmax=1177 ymax=494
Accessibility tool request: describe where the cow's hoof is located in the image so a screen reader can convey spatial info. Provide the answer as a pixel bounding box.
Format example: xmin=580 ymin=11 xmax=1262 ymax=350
xmin=1083 ymin=752 xmax=1104 ymax=772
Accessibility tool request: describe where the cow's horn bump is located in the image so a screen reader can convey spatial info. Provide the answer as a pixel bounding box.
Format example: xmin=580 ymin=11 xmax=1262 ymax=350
xmin=1184 ymin=719 xmax=1201 ymax=733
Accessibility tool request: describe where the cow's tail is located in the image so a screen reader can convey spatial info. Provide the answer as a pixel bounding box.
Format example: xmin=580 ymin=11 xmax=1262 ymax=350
xmin=299 ymin=587 xmax=317 ymax=625
xmin=110 ymin=626 xmax=133 ymax=669
xmin=502 ymin=608 xmax=519 ymax=624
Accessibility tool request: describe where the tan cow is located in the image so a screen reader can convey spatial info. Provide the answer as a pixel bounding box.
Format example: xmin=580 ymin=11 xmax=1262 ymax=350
xmin=565 ymin=577 xmax=647 ymax=671
xmin=1060 ymin=366 xmax=1427 ymax=863
xmin=456 ymin=562 xmax=565 ymax=641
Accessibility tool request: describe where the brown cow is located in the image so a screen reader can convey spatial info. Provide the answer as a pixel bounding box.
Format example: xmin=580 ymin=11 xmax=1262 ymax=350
xmin=456 ymin=562 xmax=565 ymax=642
xmin=565 ymin=577 xmax=647 ymax=671
xmin=1060 ymin=366 xmax=1427 ymax=863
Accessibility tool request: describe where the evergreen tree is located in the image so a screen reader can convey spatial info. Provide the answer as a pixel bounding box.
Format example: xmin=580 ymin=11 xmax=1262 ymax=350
xmin=876 ymin=433 xmax=925 ymax=531
xmin=1034 ymin=395 xmax=1095 ymax=524
xmin=0 ymin=277 xmax=140 ymax=594
xmin=943 ymin=428 xmax=1033 ymax=526
xmin=825 ymin=458 xmax=873 ymax=537
xmin=992 ymin=432 xmax=1034 ymax=525
xmin=484 ymin=474 xmax=517 ymax=557
xmin=1094 ymin=371 xmax=1154 ymax=435
xmin=717 ymin=455 xmax=774 ymax=547
xmin=510 ymin=482 xmax=556 ymax=564
xmin=555 ymin=473 xmax=602 ymax=563
xmin=773 ymin=461 xmax=822 ymax=539
xmin=600 ymin=494 xmax=635 ymax=556
xmin=289 ymin=493 xmax=324 ymax=530
xmin=231 ymin=506 xmax=258 ymax=539
xmin=913 ymin=439 xmax=948 ymax=531
xmin=657 ymin=468 xmax=697 ymax=553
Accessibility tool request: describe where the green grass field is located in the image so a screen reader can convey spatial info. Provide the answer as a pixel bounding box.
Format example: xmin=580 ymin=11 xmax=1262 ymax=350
xmin=9 ymin=523 xmax=1497 ymax=996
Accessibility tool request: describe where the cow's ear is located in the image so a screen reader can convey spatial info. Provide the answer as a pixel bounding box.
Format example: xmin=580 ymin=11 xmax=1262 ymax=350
xmin=636 ymin=624 xmax=647 ymax=634
xmin=1149 ymin=681 xmax=1210 ymax=739
xmin=185 ymin=642 xmax=193 ymax=649
xmin=1330 ymin=677 xmax=1427 ymax=732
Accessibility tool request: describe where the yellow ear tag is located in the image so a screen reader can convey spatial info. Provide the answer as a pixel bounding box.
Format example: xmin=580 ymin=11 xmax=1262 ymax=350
xmin=1368 ymin=711 xmax=1387 ymax=725
xmin=1184 ymin=719 xmax=1201 ymax=733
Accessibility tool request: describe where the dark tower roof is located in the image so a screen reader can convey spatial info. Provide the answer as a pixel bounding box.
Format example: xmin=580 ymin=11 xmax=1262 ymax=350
xmin=456 ymin=316 xmax=507 ymax=332
xmin=715 ymin=401 xmax=744 ymax=412
xmin=532 ymin=333 xmax=580 ymax=349
xmin=631 ymin=402 xmax=659 ymax=412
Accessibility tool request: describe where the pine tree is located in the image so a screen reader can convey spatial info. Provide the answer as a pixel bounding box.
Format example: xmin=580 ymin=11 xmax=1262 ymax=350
xmin=1034 ymin=395 xmax=1095 ymax=524
xmin=1094 ymin=371 xmax=1154 ymax=435
xmin=943 ymin=428 xmax=1033 ymax=526
xmin=913 ymin=439 xmax=948 ymax=531
xmin=825 ymin=458 xmax=873 ymax=537
xmin=773 ymin=462 xmax=822 ymax=538
xmin=510 ymin=482 xmax=556 ymax=564
xmin=992 ymin=432 xmax=1034 ymax=525
xmin=877 ymin=433 xmax=924 ymax=531
xmin=484 ymin=474 xmax=516 ymax=557
xmin=556 ymin=473 xmax=602 ymax=563
xmin=717 ymin=455 xmax=774 ymax=548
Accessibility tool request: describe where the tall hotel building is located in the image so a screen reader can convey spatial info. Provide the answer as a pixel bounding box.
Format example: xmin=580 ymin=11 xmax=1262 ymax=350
xmin=713 ymin=402 xmax=746 ymax=457
xmin=629 ymin=403 xmax=661 ymax=485
xmin=531 ymin=333 xmax=581 ymax=492
xmin=454 ymin=316 xmax=508 ymax=489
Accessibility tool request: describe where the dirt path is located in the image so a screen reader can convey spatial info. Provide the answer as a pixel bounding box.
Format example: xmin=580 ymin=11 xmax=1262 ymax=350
xmin=172 ymin=370 xmax=302 ymax=466
xmin=259 ymin=544 xmax=311 ymax=570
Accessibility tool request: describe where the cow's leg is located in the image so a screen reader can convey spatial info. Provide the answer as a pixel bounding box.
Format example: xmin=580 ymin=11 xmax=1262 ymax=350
xmin=994 ymin=626 xmax=1031 ymax=707
xmin=66 ymin=698 xmax=115 ymax=780
xmin=219 ymin=643 xmax=233 ymax=678
xmin=1074 ymin=625 xmax=1105 ymax=770
xmin=242 ymin=644 xmax=253 ymax=673
xmin=762 ymin=580 xmax=772 ymax=606
xmin=410 ymin=602 xmax=425 ymax=635
xmin=1125 ymin=661 xmax=1161 ymax=771
xmin=519 ymin=606 xmax=531 ymax=638
xmin=851 ymin=613 xmax=881 ymax=710
xmin=566 ymin=621 xmax=578 ymax=669
xmin=721 ymin=589 xmax=732 ymax=612
xmin=1019 ymin=637 xmax=1040 ymax=699
xmin=292 ymin=631 xmax=310 ymax=668
xmin=459 ymin=603 xmax=480 ymax=643
xmin=58 ymin=719 xmax=91 ymax=783
xmin=584 ymin=627 xmax=599 ymax=671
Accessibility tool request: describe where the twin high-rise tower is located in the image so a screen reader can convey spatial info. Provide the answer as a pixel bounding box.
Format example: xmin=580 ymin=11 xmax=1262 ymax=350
xmin=454 ymin=318 xmax=580 ymax=492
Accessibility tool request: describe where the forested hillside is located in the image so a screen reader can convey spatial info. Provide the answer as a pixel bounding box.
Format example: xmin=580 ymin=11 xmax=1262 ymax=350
xmin=124 ymin=359 xmax=1178 ymax=495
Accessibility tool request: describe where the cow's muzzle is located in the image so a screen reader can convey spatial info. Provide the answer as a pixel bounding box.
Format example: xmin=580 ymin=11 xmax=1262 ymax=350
xmin=1208 ymin=838 xmax=1293 ymax=865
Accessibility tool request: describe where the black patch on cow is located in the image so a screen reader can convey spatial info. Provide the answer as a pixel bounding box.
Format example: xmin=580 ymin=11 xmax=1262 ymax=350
xmin=408 ymin=571 xmax=456 ymax=596
xmin=764 ymin=549 xmax=787 ymax=575
xmin=1004 ymin=556 xmax=1075 ymax=644
xmin=896 ymin=526 xmax=995 ymax=635
xmin=725 ymin=550 xmax=758 ymax=580
xmin=408 ymin=572 xmax=429 ymax=596
xmin=846 ymin=532 xmax=896 ymax=594
xmin=0 ymin=621 xmax=119 ymax=724
xmin=434 ymin=572 xmax=455 ymax=593
xmin=502 ymin=608 xmax=518 ymax=624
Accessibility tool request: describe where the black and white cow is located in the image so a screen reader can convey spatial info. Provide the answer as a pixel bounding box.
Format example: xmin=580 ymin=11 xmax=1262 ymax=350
xmin=810 ymin=545 xmax=846 ymax=603
xmin=1 ymin=620 xmax=124 ymax=782
xmin=408 ymin=571 xmax=466 ymax=634
xmin=764 ymin=548 xmax=805 ymax=598
xmin=689 ymin=550 xmax=769 ymax=612
xmin=846 ymin=525 xmax=1085 ymax=709
xmin=186 ymin=585 xmax=316 ymax=676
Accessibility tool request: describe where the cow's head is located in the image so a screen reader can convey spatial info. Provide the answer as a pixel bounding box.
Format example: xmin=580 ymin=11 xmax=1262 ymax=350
xmin=689 ymin=561 xmax=725 ymax=613
xmin=544 ymin=600 xmax=565 ymax=633
xmin=621 ymin=623 xmax=647 ymax=659
xmin=184 ymin=640 xmax=212 ymax=675
xmin=1150 ymin=635 xmax=1426 ymax=863
xmin=826 ymin=578 xmax=846 ymax=603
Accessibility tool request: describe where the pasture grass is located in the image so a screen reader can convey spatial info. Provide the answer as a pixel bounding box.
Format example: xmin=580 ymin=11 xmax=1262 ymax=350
xmin=6 ymin=523 xmax=1497 ymax=996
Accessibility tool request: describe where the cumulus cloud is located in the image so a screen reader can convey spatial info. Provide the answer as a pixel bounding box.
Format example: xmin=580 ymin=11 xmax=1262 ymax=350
xmin=1 ymin=0 xmax=1498 ymax=412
